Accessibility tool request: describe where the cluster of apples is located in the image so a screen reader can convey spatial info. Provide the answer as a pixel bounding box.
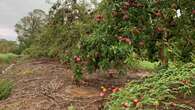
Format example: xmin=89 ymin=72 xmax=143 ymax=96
xmin=123 ymin=1 xmax=144 ymax=9
xmin=111 ymin=0 xmax=144 ymax=21
xmin=99 ymin=86 xmax=120 ymax=97
xmin=121 ymin=95 xmax=146 ymax=109
xmin=122 ymin=99 xmax=140 ymax=108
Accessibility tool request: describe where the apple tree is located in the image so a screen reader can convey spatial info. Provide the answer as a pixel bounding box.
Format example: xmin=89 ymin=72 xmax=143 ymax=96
xmin=72 ymin=0 xmax=195 ymax=80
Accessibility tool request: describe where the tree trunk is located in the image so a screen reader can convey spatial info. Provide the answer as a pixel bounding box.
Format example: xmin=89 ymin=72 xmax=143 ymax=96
xmin=159 ymin=47 xmax=168 ymax=67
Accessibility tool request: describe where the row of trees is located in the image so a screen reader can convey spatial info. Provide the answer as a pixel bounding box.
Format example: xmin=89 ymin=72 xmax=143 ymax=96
xmin=15 ymin=0 xmax=195 ymax=80
xmin=15 ymin=0 xmax=97 ymax=57
xmin=0 ymin=39 xmax=18 ymax=53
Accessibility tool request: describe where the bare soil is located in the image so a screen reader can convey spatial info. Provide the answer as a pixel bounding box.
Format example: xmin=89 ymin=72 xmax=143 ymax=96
xmin=0 ymin=59 xmax=149 ymax=110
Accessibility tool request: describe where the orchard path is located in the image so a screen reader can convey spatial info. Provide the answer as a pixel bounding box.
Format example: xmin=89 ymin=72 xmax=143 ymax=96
xmin=0 ymin=59 xmax=149 ymax=110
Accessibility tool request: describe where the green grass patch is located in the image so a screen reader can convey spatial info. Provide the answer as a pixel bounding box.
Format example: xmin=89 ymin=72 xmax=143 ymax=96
xmin=137 ymin=60 xmax=159 ymax=70
xmin=0 ymin=79 xmax=12 ymax=100
xmin=106 ymin=63 xmax=195 ymax=110
xmin=0 ymin=53 xmax=17 ymax=64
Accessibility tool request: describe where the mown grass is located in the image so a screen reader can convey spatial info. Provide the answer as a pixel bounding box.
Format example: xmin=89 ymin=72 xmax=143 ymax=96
xmin=0 ymin=79 xmax=12 ymax=100
xmin=0 ymin=53 xmax=17 ymax=64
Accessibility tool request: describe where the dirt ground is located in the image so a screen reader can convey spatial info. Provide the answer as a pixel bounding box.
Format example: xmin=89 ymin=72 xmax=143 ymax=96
xmin=0 ymin=59 xmax=150 ymax=110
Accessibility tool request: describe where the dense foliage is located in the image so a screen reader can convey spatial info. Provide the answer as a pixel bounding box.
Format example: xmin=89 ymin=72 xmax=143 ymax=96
xmin=106 ymin=63 xmax=195 ymax=110
xmin=12 ymin=0 xmax=195 ymax=109
xmin=0 ymin=53 xmax=17 ymax=64
xmin=68 ymin=0 xmax=195 ymax=80
xmin=15 ymin=0 xmax=195 ymax=79
xmin=0 ymin=80 xmax=12 ymax=100
xmin=15 ymin=9 xmax=47 ymax=53
xmin=0 ymin=39 xmax=18 ymax=53
xmin=15 ymin=0 xmax=95 ymax=58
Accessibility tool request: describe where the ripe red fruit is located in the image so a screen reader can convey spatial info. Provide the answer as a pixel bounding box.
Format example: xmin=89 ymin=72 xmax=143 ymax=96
xmin=181 ymin=80 xmax=188 ymax=84
xmin=99 ymin=92 xmax=105 ymax=97
xmin=124 ymin=38 xmax=132 ymax=45
xmin=117 ymin=36 xmax=132 ymax=45
xmin=74 ymin=56 xmax=81 ymax=63
xmin=154 ymin=10 xmax=162 ymax=17
xmin=122 ymin=102 xmax=129 ymax=108
xmin=170 ymin=102 xmax=177 ymax=107
xmin=192 ymin=10 xmax=195 ymax=15
xmin=95 ymin=15 xmax=103 ymax=22
xmin=155 ymin=27 xmax=164 ymax=33
xmin=133 ymin=99 xmax=139 ymax=105
xmin=123 ymin=14 xmax=129 ymax=21
xmin=112 ymin=87 xmax=119 ymax=93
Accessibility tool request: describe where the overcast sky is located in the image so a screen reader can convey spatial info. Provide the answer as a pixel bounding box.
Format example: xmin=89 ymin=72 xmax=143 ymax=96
xmin=0 ymin=0 xmax=53 ymax=41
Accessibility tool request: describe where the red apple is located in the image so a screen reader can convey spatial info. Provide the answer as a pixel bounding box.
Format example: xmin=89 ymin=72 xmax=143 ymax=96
xmin=95 ymin=15 xmax=103 ymax=22
xmin=181 ymin=80 xmax=189 ymax=84
xmin=154 ymin=10 xmax=162 ymax=17
xmin=155 ymin=27 xmax=164 ymax=33
xmin=112 ymin=87 xmax=119 ymax=93
xmin=170 ymin=102 xmax=177 ymax=107
xmin=192 ymin=10 xmax=195 ymax=15
xmin=74 ymin=56 xmax=81 ymax=63
xmin=123 ymin=14 xmax=129 ymax=21
xmin=122 ymin=102 xmax=129 ymax=108
xmin=124 ymin=38 xmax=132 ymax=45
xmin=117 ymin=36 xmax=132 ymax=45
xmin=133 ymin=99 xmax=139 ymax=106
xmin=99 ymin=92 xmax=105 ymax=97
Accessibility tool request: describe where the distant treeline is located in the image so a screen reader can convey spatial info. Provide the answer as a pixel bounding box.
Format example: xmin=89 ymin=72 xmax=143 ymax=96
xmin=15 ymin=0 xmax=97 ymax=58
xmin=0 ymin=39 xmax=18 ymax=53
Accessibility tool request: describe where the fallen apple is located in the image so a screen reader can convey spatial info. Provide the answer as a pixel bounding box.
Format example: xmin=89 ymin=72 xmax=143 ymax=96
xmin=74 ymin=56 xmax=81 ymax=63
xmin=122 ymin=102 xmax=129 ymax=108
xmin=133 ymin=99 xmax=139 ymax=106
xmin=192 ymin=10 xmax=195 ymax=15
xmin=112 ymin=87 xmax=119 ymax=93
xmin=99 ymin=92 xmax=105 ymax=97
